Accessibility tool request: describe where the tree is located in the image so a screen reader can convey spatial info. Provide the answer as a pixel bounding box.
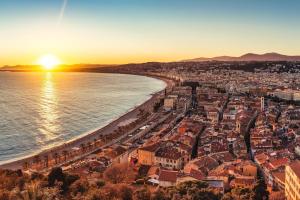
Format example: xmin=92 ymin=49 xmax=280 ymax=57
xmin=69 ymin=179 xmax=90 ymax=196
xmin=94 ymin=138 xmax=98 ymax=148
xmin=176 ymin=181 xmax=209 ymax=196
xmin=96 ymin=180 xmax=106 ymax=188
xmin=48 ymin=167 xmax=64 ymax=187
xmin=221 ymin=193 xmax=234 ymax=200
xmin=86 ymin=188 xmax=104 ymax=200
xmin=33 ymin=155 xmax=41 ymax=167
xmin=253 ymin=179 xmax=269 ymax=200
xmin=53 ymin=152 xmax=59 ymax=164
xmin=161 ymin=181 xmax=221 ymax=200
xmin=151 ymin=189 xmax=170 ymax=200
xmin=31 ymin=171 xmax=44 ymax=181
xmin=153 ymin=102 xmax=161 ymax=112
xmin=64 ymin=174 xmax=80 ymax=190
xmin=22 ymin=161 xmax=29 ymax=170
xmin=134 ymin=187 xmax=151 ymax=200
xmin=80 ymin=143 xmax=86 ymax=153
xmin=104 ymin=163 xmax=135 ymax=184
xmin=101 ymin=184 xmax=119 ymax=200
xmin=118 ymin=184 xmax=133 ymax=200
xmin=48 ymin=167 xmax=79 ymax=193
xmin=87 ymin=141 xmax=92 ymax=151
xmin=44 ymin=155 xmax=49 ymax=168
xmin=62 ymin=150 xmax=68 ymax=162
xmin=0 ymin=189 xmax=9 ymax=200
xmin=187 ymin=188 xmax=219 ymax=200
xmin=223 ymin=187 xmax=253 ymax=200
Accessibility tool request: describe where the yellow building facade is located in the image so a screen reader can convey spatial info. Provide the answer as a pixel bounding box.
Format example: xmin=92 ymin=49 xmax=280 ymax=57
xmin=285 ymin=161 xmax=300 ymax=200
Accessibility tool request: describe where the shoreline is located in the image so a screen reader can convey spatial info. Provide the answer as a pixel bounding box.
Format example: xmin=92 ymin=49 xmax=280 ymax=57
xmin=0 ymin=73 xmax=174 ymax=170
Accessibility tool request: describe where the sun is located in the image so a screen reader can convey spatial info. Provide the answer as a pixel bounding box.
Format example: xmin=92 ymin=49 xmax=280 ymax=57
xmin=38 ymin=54 xmax=61 ymax=70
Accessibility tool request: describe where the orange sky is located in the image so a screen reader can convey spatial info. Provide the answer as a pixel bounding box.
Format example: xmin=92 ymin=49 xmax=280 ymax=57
xmin=1 ymin=0 xmax=300 ymax=66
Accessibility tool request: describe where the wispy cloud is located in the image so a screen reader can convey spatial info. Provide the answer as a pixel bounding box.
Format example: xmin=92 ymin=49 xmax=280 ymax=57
xmin=57 ymin=0 xmax=68 ymax=27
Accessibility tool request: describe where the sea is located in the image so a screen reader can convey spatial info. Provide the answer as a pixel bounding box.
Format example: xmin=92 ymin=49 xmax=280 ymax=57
xmin=0 ymin=72 xmax=166 ymax=164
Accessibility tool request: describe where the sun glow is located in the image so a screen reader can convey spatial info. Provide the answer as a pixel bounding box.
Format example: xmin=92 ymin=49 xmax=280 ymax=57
xmin=38 ymin=54 xmax=61 ymax=70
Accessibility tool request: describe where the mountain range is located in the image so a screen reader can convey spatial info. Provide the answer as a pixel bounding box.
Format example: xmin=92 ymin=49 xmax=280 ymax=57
xmin=1 ymin=53 xmax=300 ymax=71
xmin=182 ymin=53 xmax=300 ymax=62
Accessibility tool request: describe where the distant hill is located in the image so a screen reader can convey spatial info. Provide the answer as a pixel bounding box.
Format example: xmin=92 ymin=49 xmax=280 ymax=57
xmin=183 ymin=53 xmax=300 ymax=62
xmin=0 ymin=64 xmax=116 ymax=72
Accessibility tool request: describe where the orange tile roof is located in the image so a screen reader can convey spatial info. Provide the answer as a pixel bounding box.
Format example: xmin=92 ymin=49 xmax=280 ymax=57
xmin=269 ymin=157 xmax=289 ymax=169
xmin=288 ymin=160 xmax=300 ymax=178
xmin=158 ymin=170 xmax=178 ymax=182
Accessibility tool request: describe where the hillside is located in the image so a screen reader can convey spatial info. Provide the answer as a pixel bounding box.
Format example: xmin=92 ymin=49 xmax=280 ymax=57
xmin=183 ymin=53 xmax=300 ymax=62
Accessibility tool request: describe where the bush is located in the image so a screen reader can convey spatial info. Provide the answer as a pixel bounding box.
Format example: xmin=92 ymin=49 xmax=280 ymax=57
xmin=104 ymin=163 xmax=135 ymax=184
xmin=134 ymin=179 xmax=145 ymax=185
xmin=48 ymin=167 xmax=79 ymax=193
xmin=96 ymin=180 xmax=106 ymax=188
xmin=134 ymin=187 xmax=151 ymax=200
xmin=118 ymin=184 xmax=133 ymax=200
xmin=69 ymin=179 xmax=90 ymax=196
xmin=48 ymin=167 xmax=64 ymax=187
xmin=0 ymin=189 xmax=9 ymax=200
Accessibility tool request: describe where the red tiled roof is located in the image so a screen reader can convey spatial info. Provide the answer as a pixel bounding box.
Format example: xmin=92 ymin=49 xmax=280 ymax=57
xmin=269 ymin=157 xmax=289 ymax=169
xmin=189 ymin=168 xmax=205 ymax=180
xmin=232 ymin=177 xmax=255 ymax=186
xmin=158 ymin=170 xmax=178 ymax=182
xmin=155 ymin=147 xmax=182 ymax=160
xmin=139 ymin=142 xmax=160 ymax=152
xmin=255 ymin=153 xmax=268 ymax=164
xmin=272 ymin=171 xmax=285 ymax=184
xmin=288 ymin=160 xmax=300 ymax=178
xmin=194 ymin=156 xmax=219 ymax=171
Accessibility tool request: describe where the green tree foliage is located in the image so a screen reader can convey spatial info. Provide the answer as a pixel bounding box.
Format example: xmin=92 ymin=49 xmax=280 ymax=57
xmin=48 ymin=167 xmax=79 ymax=192
xmin=70 ymin=179 xmax=90 ymax=196
xmin=151 ymin=189 xmax=171 ymax=200
xmin=253 ymin=179 xmax=269 ymax=200
xmin=134 ymin=187 xmax=151 ymax=200
xmin=0 ymin=189 xmax=10 ymax=200
xmin=96 ymin=179 xmax=106 ymax=188
xmin=118 ymin=184 xmax=133 ymax=200
xmin=175 ymin=180 xmax=209 ymax=196
xmin=221 ymin=179 xmax=269 ymax=200
xmin=174 ymin=181 xmax=219 ymax=200
xmin=149 ymin=181 xmax=220 ymax=200
xmin=48 ymin=167 xmax=64 ymax=187
xmin=222 ymin=187 xmax=253 ymax=200
xmin=86 ymin=188 xmax=105 ymax=200
xmin=103 ymin=163 xmax=135 ymax=184
xmin=0 ymin=169 xmax=29 ymax=191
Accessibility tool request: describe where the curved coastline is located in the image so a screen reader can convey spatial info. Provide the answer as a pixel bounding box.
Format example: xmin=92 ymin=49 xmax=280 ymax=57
xmin=0 ymin=73 xmax=172 ymax=170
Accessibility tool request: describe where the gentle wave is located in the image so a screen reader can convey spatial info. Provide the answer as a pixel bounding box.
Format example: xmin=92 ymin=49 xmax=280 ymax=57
xmin=0 ymin=72 xmax=166 ymax=163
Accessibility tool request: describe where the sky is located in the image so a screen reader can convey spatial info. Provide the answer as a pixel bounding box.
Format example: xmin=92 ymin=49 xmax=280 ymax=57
xmin=0 ymin=0 xmax=300 ymax=66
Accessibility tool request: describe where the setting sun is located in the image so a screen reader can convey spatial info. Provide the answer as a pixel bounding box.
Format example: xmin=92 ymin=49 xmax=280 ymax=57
xmin=38 ymin=54 xmax=61 ymax=70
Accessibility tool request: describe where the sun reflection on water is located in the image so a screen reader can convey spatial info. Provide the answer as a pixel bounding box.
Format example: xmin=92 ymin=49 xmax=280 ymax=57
xmin=38 ymin=72 xmax=61 ymax=144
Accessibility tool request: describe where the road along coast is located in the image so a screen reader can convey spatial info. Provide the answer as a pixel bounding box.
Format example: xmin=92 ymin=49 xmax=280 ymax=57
xmin=0 ymin=74 xmax=174 ymax=171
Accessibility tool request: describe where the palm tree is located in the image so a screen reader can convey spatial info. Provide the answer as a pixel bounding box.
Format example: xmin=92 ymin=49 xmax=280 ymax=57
xmin=80 ymin=143 xmax=86 ymax=153
xmin=94 ymin=138 xmax=98 ymax=148
xmin=33 ymin=155 xmax=41 ymax=167
xmin=43 ymin=155 xmax=49 ymax=168
xmin=53 ymin=152 xmax=59 ymax=164
xmin=62 ymin=150 xmax=68 ymax=162
xmin=22 ymin=161 xmax=29 ymax=170
xmin=87 ymin=141 xmax=92 ymax=151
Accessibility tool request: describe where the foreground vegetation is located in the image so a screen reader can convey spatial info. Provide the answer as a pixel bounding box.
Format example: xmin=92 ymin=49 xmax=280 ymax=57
xmin=0 ymin=164 xmax=269 ymax=200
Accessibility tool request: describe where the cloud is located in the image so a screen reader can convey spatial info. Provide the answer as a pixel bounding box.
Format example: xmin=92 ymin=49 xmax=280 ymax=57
xmin=57 ymin=0 xmax=68 ymax=27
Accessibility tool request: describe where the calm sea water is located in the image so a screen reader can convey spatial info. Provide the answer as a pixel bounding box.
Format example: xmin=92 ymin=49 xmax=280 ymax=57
xmin=0 ymin=72 xmax=165 ymax=163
